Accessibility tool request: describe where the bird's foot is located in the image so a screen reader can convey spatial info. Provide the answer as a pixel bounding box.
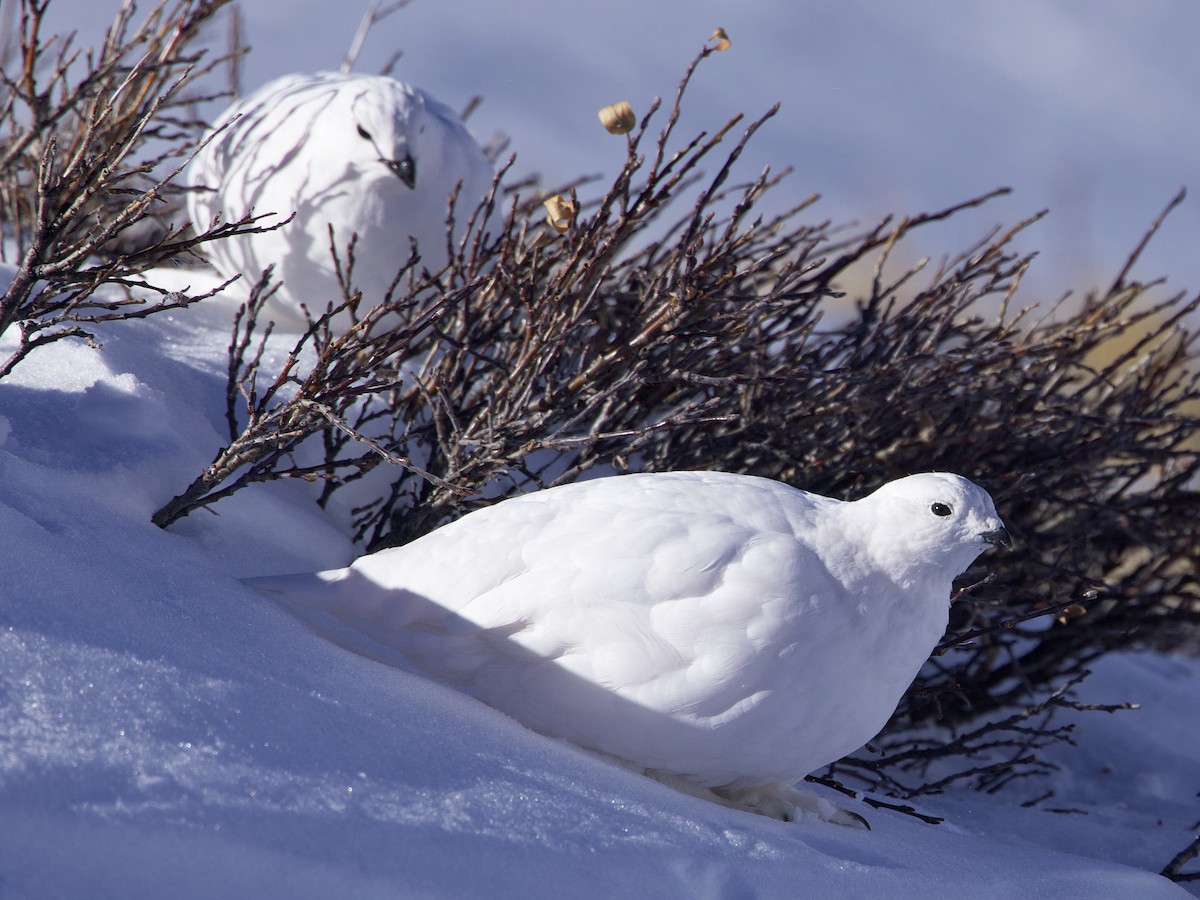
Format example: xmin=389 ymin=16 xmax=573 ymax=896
xmin=718 ymin=782 xmax=871 ymax=829
xmin=644 ymin=770 xmax=869 ymax=828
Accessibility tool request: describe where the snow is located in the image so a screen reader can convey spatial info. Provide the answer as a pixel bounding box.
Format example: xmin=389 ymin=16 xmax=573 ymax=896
xmin=0 ymin=282 xmax=1195 ymax=898
xmin=2 ymin=2 xmax=1198 ymax=895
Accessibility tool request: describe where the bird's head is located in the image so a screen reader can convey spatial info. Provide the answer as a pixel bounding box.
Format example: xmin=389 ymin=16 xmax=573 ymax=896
xmin=850 ymin=472 xmax=1011 ymax=586
xmin=349 ymin=79 xmax=425 ymax=189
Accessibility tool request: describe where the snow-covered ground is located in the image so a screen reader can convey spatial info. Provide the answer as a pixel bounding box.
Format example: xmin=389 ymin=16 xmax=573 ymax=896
xmin=0 ymin=274 xmax=1196 ymax=897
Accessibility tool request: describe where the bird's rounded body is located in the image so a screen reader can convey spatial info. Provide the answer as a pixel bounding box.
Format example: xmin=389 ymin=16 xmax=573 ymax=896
xmin=250 ymin=470 xmax=1009 ymax=805
xmin=187 ymin=72 xmax=493 ymax=322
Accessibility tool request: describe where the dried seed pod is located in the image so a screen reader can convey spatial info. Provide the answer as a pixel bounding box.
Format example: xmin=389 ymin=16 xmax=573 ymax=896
xmin=598 ymin=101 xmax=636 ymax=135
xmin=710 ymin=28 xmax=732 ymax=51
xmin=543 ymin=194 xmax=576 ymax=232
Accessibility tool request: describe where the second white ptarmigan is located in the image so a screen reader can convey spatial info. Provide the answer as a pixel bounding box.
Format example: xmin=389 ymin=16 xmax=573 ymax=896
xmin=187 ymin=72 xmax=493 ymax=324
xmin=246 ymin=470 xmax=1011 ymax=824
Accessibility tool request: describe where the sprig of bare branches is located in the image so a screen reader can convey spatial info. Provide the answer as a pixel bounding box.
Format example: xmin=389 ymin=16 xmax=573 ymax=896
xmin=341 ymin=0 xmax=413 ymax=75
xmin=827 ymin=671 xmax=1138 ymax=800
xmin=0 ymin=0 xmax=262 ymax=378
xmin=150 ymin=260 xmax=481 ymax=528
xmin=1162 ymin=827 xmax=1200 ymax=883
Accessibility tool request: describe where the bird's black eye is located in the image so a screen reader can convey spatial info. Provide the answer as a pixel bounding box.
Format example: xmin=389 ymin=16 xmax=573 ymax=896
xmin=356 ymin=125 xmax=373 ymax=141
xmin=931 ymin=502 xmax=953 ymax=517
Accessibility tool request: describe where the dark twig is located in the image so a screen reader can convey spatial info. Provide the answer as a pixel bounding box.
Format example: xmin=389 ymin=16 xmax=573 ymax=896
xmin=1161 ymin=833 xmax=1200 ymax=883
xmin=0 ymin=0 xmax=264 ymax=377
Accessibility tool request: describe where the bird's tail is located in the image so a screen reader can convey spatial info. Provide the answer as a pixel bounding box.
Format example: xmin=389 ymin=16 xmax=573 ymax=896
xmin=241 ymin=568 xmax=354 ymax=611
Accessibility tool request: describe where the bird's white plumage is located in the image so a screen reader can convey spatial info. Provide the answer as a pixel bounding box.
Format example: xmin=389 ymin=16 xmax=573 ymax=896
xmin=187 ymin=72 xmax=493 ymax=323
xmin=247 ymin=470 xmax=1009 ymax=822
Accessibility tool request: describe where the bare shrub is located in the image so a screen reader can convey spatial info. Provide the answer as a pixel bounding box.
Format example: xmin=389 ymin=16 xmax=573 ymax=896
xmin=148 ymin=254 xmax=486 ymax=530
xmin=0 ymin=0 xmax=265 ymax=378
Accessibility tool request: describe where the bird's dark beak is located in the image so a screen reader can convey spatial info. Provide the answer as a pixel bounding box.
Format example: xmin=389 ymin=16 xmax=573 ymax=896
xmin=981 ymin=527 xmax=1013 ymax=550
xmin=386 ymin=154 xmax=416 ymax=189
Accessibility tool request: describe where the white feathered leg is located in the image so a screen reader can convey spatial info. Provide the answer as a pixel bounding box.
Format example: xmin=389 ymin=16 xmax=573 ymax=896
xmin=645 ymin=771 xmax=870 ymax=828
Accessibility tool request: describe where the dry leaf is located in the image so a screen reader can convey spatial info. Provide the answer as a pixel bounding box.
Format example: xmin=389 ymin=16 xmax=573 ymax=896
xmin=543 ymin=194 xmax=576 ymax=232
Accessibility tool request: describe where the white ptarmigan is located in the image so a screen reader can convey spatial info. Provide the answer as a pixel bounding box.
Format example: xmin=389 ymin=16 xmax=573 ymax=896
xmin=187 ymin=72 xmax=493 ymax=324
xmin=246 ymin=470 xmax=1010 ymax=824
